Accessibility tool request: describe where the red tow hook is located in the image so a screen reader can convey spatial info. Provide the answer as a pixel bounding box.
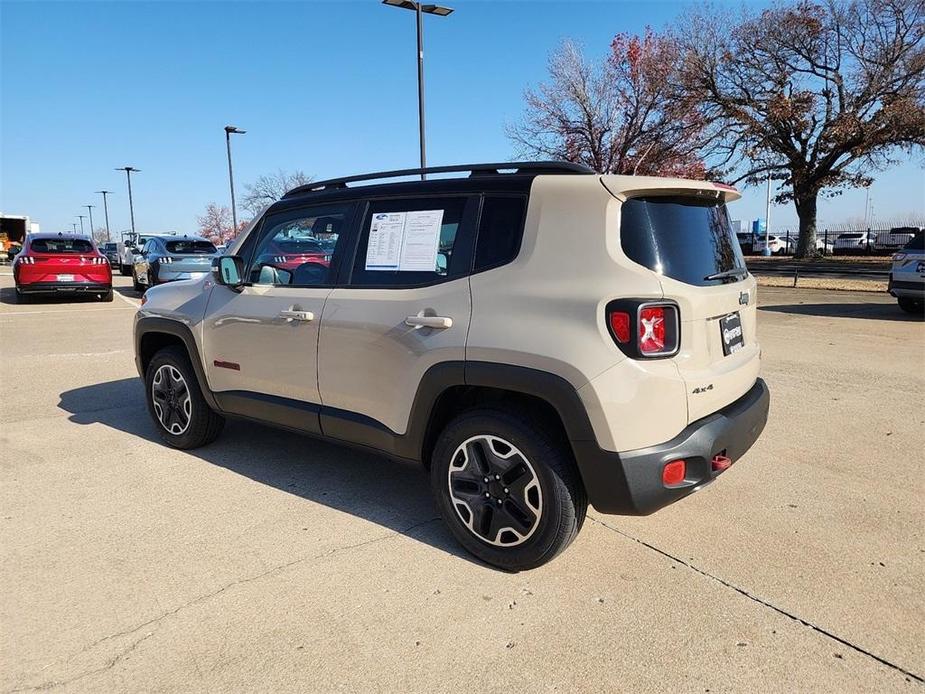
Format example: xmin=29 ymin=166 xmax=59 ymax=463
xmin=711 ymin=454 xmax=733 ymax=472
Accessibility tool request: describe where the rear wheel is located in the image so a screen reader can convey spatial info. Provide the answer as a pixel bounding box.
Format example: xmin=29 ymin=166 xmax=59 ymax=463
xmin=120 ymin=264 xmax=131 ymax=276
xmin=430 ymin=409 xmax=586 ymax=571
xmin=99 ymin=289 xmax=114 ymax=302
xmin=898 ymin=297 xmax=924 ymax=314
xmin=145 ymin=345 xmax=224 ymax=449
xmin=15 ymin=288 xmax=31 ymax=304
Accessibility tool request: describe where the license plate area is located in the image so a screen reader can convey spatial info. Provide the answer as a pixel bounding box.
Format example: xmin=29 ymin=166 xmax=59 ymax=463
xmin=720 ymin=312 xmax=745 ymax=356
xmin=57 ymin=274 xmax=75 ymax=282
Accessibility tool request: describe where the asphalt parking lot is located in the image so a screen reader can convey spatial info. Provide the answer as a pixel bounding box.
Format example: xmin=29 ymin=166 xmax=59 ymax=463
xmin=1 ymin=274 xmax=922 ymax=692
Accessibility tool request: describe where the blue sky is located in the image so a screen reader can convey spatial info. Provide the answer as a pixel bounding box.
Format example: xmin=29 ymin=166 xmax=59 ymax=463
xmin=2 ymin=0 xmax=922 ymax=235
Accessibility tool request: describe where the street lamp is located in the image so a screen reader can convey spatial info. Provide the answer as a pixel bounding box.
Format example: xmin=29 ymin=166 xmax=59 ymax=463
xmin=84 ymin=204 xmax=95 ymax=241
xmin=115 ymin=166 xmax=141 ymax=236
xmin=382 ymin=0 xmax=454 ymax=180
xmin=71 ymin=223 xmax=78 ymax=233
xmin=77 ymin=215 xmax=87 ymax=236
xmin=96 ymin=190 xmax=113 ymax=242
xmin=224 ymin=125 xmax=245 ymax=236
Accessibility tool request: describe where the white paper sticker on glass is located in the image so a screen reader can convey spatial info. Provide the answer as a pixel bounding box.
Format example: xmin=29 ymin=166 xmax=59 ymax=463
xmin=365 ymin=212 xmax=405 ymax=270
xmin=398 ymin=210 xmax=443 ymax=271
xmin=364 ymin=209 xmax=444 ymax=272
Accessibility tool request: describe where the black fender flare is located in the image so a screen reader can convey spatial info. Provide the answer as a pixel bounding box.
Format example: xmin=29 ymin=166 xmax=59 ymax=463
xmin=134 ymin=316 xmax=220 ymax=411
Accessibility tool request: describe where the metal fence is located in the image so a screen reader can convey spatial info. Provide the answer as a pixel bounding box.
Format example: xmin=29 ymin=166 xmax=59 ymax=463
xmin=739 ymin=228 xmax=921 ymax=256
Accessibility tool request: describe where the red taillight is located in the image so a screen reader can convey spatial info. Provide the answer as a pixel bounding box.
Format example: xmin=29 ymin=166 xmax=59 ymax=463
xmin=663 ymin=459 xmax=686 ymax=486
xmin=18 ymin=255 xmax=36 ymax=264
xmin=639 ymin=306 xmax=667 ymax=354
xmin=609 ymin=311 xmax=631 ymax=344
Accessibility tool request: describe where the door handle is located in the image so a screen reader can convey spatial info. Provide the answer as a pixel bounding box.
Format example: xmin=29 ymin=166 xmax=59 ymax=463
xmin=278 ymin=309 xmax=314 ymax=322
xmin=405 ymin=315 xmax=453 ymax=329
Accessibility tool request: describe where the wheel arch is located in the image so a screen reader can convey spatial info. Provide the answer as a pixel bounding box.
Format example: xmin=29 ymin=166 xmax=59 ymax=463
xmin=135 ymin=316 xmax=220 ymax=410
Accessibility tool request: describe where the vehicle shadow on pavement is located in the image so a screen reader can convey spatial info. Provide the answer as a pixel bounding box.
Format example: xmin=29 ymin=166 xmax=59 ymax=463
xmin=0 ymin=286 xmax=103 ymax=306
xmin=759 ymin=302 xmax=924 ymax=321
xmin=57 ymin=378 xmax=477 ymax=565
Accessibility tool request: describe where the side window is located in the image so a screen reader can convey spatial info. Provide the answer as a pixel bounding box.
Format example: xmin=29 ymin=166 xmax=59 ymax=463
xmin=247 ymin=204 xmax=353 ymax=287
xmin=350 ymin=196 xmax=473 ymax=287
xmin=474 ymin=195 xmax=527 ymax=272
xmin=143 ymin=240 xmax=156 ymax=255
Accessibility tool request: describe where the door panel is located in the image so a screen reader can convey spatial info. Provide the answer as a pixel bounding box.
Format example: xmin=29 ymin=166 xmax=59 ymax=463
xmin=318 ymin=280 xmax=471 ymax=435
xmin=201 ymin=283 xmax=329 ymax=403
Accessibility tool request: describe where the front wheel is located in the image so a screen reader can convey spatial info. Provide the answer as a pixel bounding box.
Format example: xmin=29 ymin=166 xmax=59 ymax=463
xmin=145 ymin=345 xmax=224 ymax=449
xmin=430 ymin=409 xmax=586 ymax=571
xmin=898 ymin=297 xmax=924 ymax=314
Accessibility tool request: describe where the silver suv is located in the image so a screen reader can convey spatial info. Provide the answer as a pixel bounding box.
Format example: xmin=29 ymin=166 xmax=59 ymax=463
xmin=134 ymin=162 xmax=770 ymax=570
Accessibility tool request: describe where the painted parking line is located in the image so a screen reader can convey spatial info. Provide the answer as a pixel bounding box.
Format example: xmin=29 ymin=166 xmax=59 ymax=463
xmin=114 ymin=291 xmax=141 ymax=307
xmin=0 ymin=307 xmax=136 ymax=317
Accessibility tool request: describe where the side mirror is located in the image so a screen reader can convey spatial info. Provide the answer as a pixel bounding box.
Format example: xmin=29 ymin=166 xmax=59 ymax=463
xmin=213 ymin=255 xmax=245 ymax=289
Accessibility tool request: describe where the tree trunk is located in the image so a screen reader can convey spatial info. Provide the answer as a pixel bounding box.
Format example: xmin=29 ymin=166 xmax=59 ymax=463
xmin=794 ymin=190 xmax=819 ymax=259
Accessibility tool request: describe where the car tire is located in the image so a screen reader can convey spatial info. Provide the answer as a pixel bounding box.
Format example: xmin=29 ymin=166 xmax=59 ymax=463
xmin=120 ymin=264 xmax=131 ymax=276
xmin=145 ymin=345 xmax=225 ymax=449
xmin=100 ymin=289 xmax=114 ymax=302
xmin=897 ymin=297 xmax=924 ymax=314
xmin=15 ymin=288 xmax=31 ymax=304
xmin=430 ymin=408 xmax=587 ymax=571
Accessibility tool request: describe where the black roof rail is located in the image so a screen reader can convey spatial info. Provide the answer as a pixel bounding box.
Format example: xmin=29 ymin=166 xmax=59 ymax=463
xmin=282 ymin=161 xmax=594 ymax=198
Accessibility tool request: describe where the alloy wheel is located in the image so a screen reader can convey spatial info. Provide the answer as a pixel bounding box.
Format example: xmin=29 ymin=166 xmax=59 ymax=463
xmin=447 ymin=435 xmax=543 ymax=547
xmin=151 ymin=364 xmax=191 ymax=435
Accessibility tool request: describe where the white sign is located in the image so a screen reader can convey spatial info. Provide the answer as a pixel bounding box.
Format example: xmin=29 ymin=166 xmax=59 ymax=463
xmin=365 ymin=213 xmax=405 ymax=270
xmin=364 ymin=209 xmax=444 ymax=272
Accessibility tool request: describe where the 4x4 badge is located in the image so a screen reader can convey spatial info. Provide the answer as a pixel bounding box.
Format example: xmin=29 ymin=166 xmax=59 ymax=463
xmin=739 ymin=291 xmax=750 ymax=306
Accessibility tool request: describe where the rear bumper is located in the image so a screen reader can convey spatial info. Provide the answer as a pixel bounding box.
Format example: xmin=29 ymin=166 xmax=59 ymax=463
xmin=575 ymin=378 xmax=770 ymax=515
xmin=888 ymin=274 xmax=925 ymax=298
xmin=17 ymin=281 xmax=111 ymax=294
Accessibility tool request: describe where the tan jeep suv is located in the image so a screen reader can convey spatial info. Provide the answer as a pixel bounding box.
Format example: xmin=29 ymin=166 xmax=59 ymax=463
xmin=134 ymin=162 xmax=769 ymax=570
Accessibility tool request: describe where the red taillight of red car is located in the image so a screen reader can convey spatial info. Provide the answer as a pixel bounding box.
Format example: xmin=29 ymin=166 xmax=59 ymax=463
xmin=606 ymin=301 xmax=679 ymax=358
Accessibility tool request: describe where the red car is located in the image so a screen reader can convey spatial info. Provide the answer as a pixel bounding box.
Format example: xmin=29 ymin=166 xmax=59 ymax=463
xmin=13 ymin=234 xmax=113 ymax=303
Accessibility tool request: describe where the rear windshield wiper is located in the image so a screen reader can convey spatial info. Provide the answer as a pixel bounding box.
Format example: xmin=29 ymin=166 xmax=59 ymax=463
xmin=704 ymin=267 xmax=748 ymax=282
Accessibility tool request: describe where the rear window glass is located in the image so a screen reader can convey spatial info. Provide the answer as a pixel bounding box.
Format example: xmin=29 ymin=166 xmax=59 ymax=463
xmin=272 ymin=239 xmax=326 ymax=254
xmin=165 ymin=240 xmax=216 ymax=254
xmin=903 ymin=232 xmax=924 ymax=250
xmin=30 ymin=238 xmax=94 ymax=254
xmin=839 ymin=233 xmax=864 ymax=239
xmin=620 ymin=196 xmax=745 ymax=286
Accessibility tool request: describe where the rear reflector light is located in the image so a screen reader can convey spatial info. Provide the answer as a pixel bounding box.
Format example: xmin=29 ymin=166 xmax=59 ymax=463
xmin=662 ymin=459 xmax=686 ymax=486
xmin=609 ymin=311 xmax=631 ymax=344
xmin=711 ymin=454 xmax=732 ymax=472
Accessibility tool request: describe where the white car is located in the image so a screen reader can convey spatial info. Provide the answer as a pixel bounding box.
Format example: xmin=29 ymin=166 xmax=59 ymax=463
xmin=888 ymin=232 xmax=924 ymax=313
xmin=833 ymin=231 xmax=875 ymax=255
xmin=753 ymin=235 xmax=792 ymax=255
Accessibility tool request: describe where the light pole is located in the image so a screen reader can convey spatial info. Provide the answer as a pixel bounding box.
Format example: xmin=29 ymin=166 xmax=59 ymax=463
xmin=77 ymin=215 xmax=87 ymax=236
xmin=84 ymin=205 xmax=95 ymax=241
xmin=96 ymin=190 xmax=113 ymax=242
xmin=71 ymin=223 xmax=78 ymax=233
xmin=382 ymin=0 xmax=454 ymax=180
xmin=115 ymin=166 xmax=141 ymax=236
xmin=224 ymin=126 xmax=245 ymax=236
xmin=763 ymin=172 xmax=772 ymax=256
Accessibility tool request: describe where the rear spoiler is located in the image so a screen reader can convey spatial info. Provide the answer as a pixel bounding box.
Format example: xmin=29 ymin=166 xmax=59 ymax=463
xmin=600 ymin=175 xmax=741 ymax=203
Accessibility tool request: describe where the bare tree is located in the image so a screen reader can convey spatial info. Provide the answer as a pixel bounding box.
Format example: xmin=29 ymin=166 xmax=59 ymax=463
xmin=241 ymin=169 xmax=313 ymax=216
xmin=680 ymin=0 xmax=925 ymax=257
xmin=197 ymin=203 xmax=235 ymax=243
xmin=507 ymin=34 xmax=709 ymax=177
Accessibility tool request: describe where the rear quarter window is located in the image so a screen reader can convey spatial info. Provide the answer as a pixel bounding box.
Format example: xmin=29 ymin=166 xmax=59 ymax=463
xmin=620 ymin=196 xmax=745 ymax=287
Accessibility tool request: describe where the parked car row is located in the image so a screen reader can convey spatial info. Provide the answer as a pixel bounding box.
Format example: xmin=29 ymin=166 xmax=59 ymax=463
xmin=736 ymin=227 xmax=922 ymax=255
xmin=11 ymin=232 xmax=224 ymax=302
